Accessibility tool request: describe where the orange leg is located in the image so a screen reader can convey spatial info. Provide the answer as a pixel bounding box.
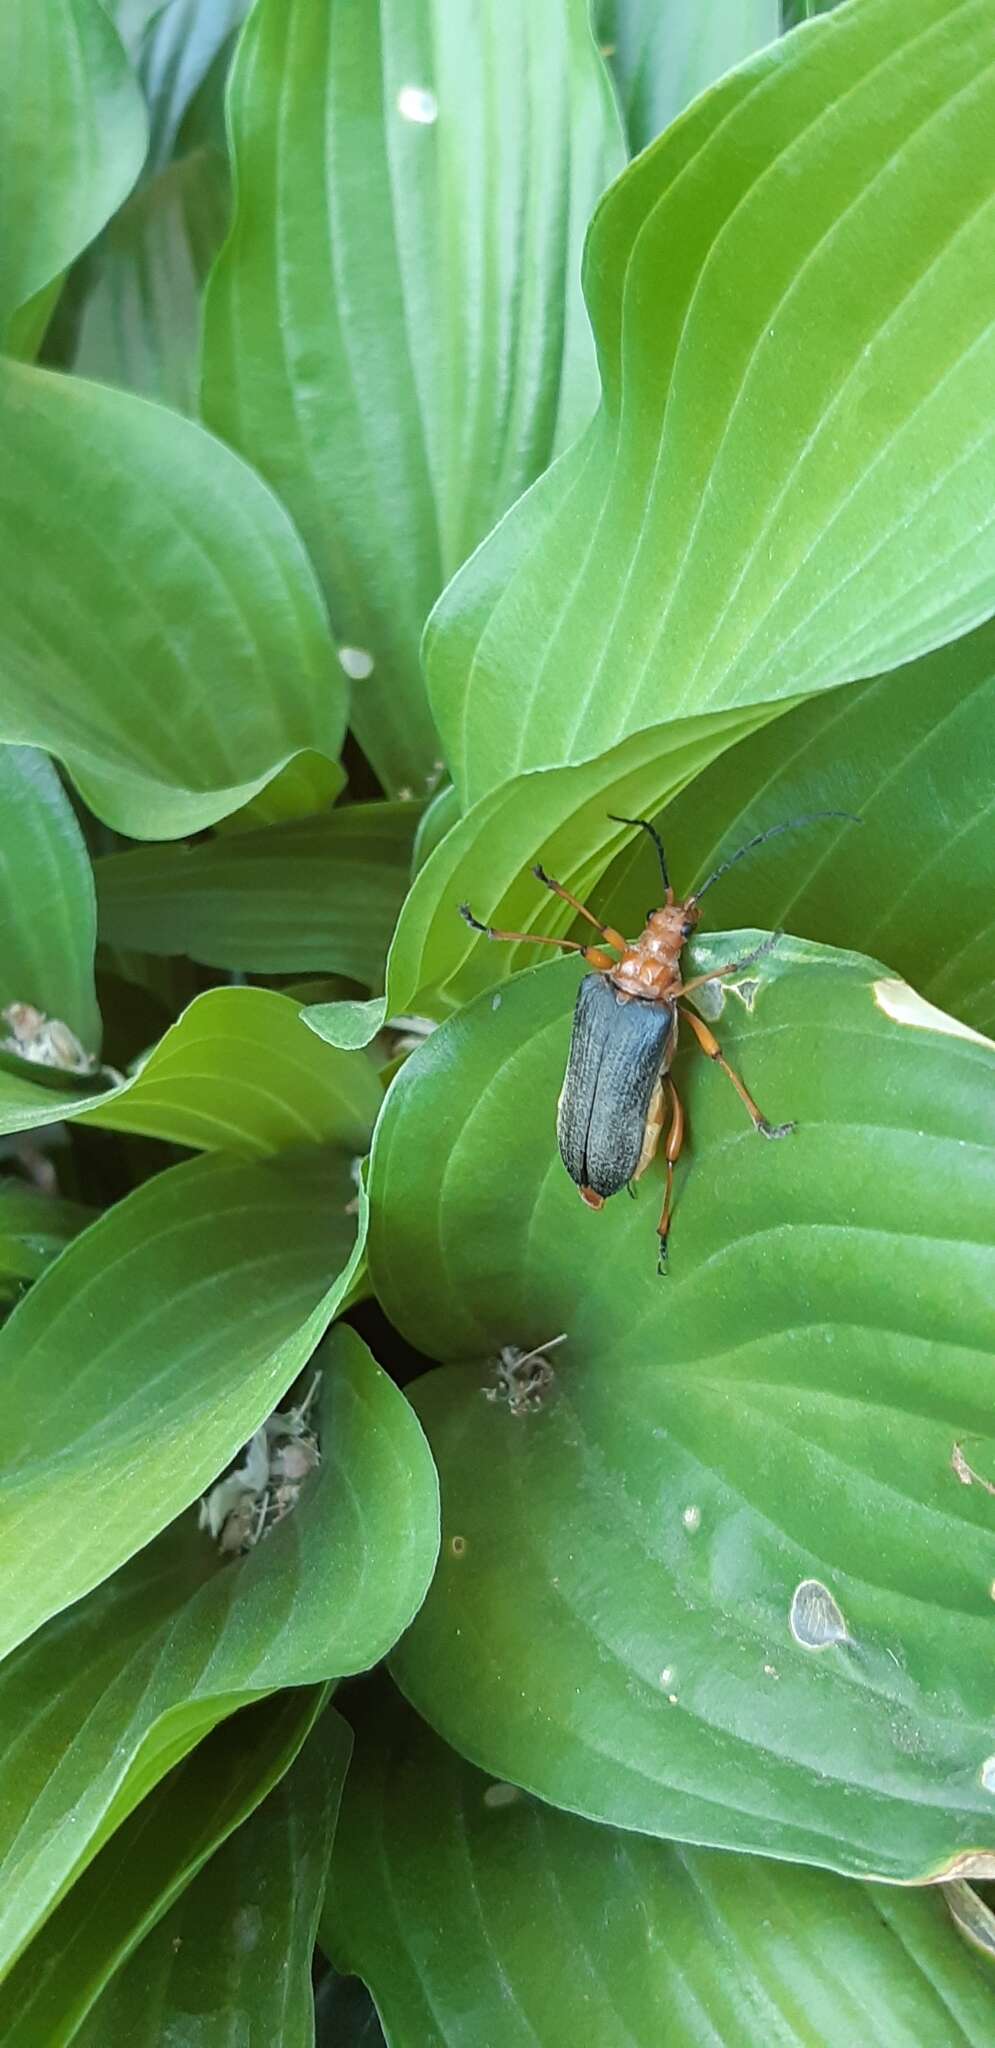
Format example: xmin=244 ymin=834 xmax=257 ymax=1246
xmin=459 ymin=904 xmax=615 ymax=970
xmin=674 ymin=931 xmax=780 ymax=1002
xmin=680 ymin=1005 xmax=794 ymax=1140
xmin=531 ymin=865 xmax=627 ymax=952
xmin=656 ymin=1077 xmax=685 ymax=1274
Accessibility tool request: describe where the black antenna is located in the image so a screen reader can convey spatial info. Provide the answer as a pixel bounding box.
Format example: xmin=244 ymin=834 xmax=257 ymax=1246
xmin=608 ymin=813 xmax=669 ymax=894
xmin=689 ymin=810 xmax=862 ymax=905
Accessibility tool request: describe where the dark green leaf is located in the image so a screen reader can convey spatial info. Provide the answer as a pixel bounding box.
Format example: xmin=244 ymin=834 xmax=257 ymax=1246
xmin=0 ymin=1180 xmax=94 ymax=1296
xmin=201 ymin=0 xmax=625 ymax=793
xmin=324 ymin=1681 xmax=995 ymax=2046
xmin=1 ymin=1689 xmax=333 ymax=2047
xmin=96 ymin=804 xmax=418 ymax=985
xmin=368 ymin=944 xmax=995 ymax=1878
xmin=0 ymin=0 xmax=147 ymax=343
xmin=0 ymin=361 xmax=345 ymax=837
xmin=0 ymin=1327 xmax=438 ymax=1973
xmin=0 ymin=747 xmax=100 ymax=1053
xmin=73 ymin=1705 xmax=348 ymax=2048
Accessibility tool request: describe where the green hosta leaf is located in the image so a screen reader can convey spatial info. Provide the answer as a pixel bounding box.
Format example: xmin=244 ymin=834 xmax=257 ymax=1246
xmin=0 ymin=1182 xmax=94 ymax=1301
xmin=73 ymin=147 xmax=231 ymax=414
xmin=0 ymin=1325 xmax=437 ymax=1975
xmin=429 ymin=0 xmax=995 ymax=810
xmin=0 ymin=0 xmax=147 ymax=344
xmin=600 ymin=619 xmax=995 ymax=1038
xmin=781 ymin=0 xmax=840 ymax=25
xmin=2 ymin=1688 xmax=331 ymax=2048
xmin=0 ymin=1147 xmax=364 ymax=1664
xmin=304 ymin=716 xmax=754 ymax=1046
xmin=368 ymin=942 xmax=995 ymax=1879
xmin=324 ymin=1681 xmax=995 ymax=2047
xmin=0 ymin=361 xmax=344 ymax=838
xmin=137 ymin=0 xmax=250 ymax=170
xmin=0 ymin=986 xmax=382 ymax=1150
xmin=596 ymin=0 xmax=779 ymax=155
xmin=0 ymin=747 xmax=100 ymax=1053
xmin=75 ymin=1706 xmax=349 ymax=2048
xmin=201 ymin=0 xmax=625 ymax=794
xmin=95 ymin=803 xmax=418 ymax=986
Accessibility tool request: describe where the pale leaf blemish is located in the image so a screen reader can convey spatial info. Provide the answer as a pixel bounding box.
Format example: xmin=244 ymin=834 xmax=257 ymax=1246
xmin=681 ymin=1504 xmax=701 ymax=1532
xmin=450 ymin=1534 xmax=467 ymax=1558
xmin=980 ymin=1757 xmax=995 ymax=1795
xmin=951 ymin=1441 xmax=995 ymax=1496
xmin=483 ymin=1781 xmax=521 ymax=1810
xmin=789 ymin=1578 xmax=849 ymax=1651
xmin=659 ymin=1666 xmax=674 ymax=1687
xmin=338 ymin=645 xmax=374 ymax=680
xmin=873 ymin=979 xmax=993 ymax=1048
xmin=397 ymin=84 xmax=438 ymax=124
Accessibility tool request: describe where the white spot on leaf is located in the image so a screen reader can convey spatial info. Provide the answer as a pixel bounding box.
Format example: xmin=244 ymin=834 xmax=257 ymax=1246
xmin=397 ymin=84 xmax=438 ymax=124
xmin=338 ymin=645 xmax=374 ymax=679
xmin=682 ymin=1504 xmax=701 ymax=1532
xmin=483 ymin=1781 xmax=521 ymax=1810
xmin=789 ymin=1578 xmax=849 ymax=1651
xmin=980 ymin=1757 xmax=995 ymax=1795
xmin=873 ymin=980 xmax=993 ymax=1048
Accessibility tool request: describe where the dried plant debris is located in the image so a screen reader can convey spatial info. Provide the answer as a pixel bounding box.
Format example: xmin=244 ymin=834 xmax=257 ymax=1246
xmin=484 ymin=1334 xmax=566 ymax=1417
xmin=198 ymin=1378 xmax=321 ymax=1556
xmin=1 ymin=1003 xmax=99 ymax=1075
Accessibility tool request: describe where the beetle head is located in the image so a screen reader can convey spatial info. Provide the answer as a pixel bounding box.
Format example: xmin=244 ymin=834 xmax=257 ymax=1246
xmin=643 ymin=899 xmax=698 ymax=948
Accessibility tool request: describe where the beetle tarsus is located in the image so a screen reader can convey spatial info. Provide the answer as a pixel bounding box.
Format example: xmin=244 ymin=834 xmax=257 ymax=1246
xmin=626 ymin=1181 xmax=637 ymax=1200
xmin=757 ymin=1117 xmax=795 ymax=1140
xmin=656 ymin=1237 xmax=670 ymax=1276
xmin=459 ymin=902 xmax=489 ymax=934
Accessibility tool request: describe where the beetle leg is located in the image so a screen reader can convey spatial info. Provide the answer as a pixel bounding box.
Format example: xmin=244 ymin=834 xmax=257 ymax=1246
xmin=460 ymin=905 xmax=615 ymax=969
xmin=531 ymin=866 xmax=626 ymax=951
xmin=679 ymin=1005 xmax=794 ymax=1140
xmin=656 ymin=1078 xmax=684 ymax=1274
xmin=673 ymin=931 xmax=781 ymax=1000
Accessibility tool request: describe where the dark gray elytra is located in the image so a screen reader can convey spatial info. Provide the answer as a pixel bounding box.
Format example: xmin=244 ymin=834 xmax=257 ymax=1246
xmin=556 ymin=972 xmax=675 ymax=1200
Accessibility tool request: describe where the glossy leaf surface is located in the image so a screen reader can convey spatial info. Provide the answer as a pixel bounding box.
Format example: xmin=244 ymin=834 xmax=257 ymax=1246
xmin=202 ymin=0 xmax=625 ymax=791
xmin=1 ymin=1688 xmax=330 ymax=2046
xmin=0 ymin=987 xmax=382 ymax=1150
xmin=0 ymin=1329 xmax=437 ymax=1974
xmin=369 ymin=942 xmax=995 ymax=1878
xmin=325 ymin=1682 xmax=995 ymax=2046
xmin=0 ymin=361 xmax=344 ymax=838
xmin=428 ymin=0 xmax=995 ymax=808
xmin=0 ymin=1148 xmax=364 ymax=1662
xmin=74 ymin=1706 xmax=348 ymax=2048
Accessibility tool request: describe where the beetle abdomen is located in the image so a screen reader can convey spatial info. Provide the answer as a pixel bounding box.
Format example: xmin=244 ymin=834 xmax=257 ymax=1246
xmin=556 ymin=973 xmax=675 ymax=1201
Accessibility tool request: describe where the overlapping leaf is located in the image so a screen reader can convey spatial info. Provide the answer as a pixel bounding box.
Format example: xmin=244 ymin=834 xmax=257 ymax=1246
xmin=368 ymin=941 xmax=995 ymax=1879
xmin=0 ymin=986 xmax=382 ymax=1150
xmin=596 ymin=0 xmax=779 ymax=155
xmin=2 ymin=1689 xmax=332 ymax=2047
xmin=0 ymin=747 xmax=100 ymax=1052
xmin=0 ymin=1182 xmax=94 ymax=1303
xmin=0 ymin=0 xmax=147 ymax=347
xmin=0 ymin=1329 xmax=438 ymax=1976
xmin=324 ymin=1681 xmax=995 ymax=2047
xmin=96 ymin=803 xmax=418 ymax=985
xmin=0 ymin=1147 xmax=365 ymax=1662
xmin=599 ymin=617 xmax=995 ymax=1036
xmin=74 ymin=1706 xmax=348 ymax=2048
xmin=0 ymin=361 xmax=345 ymax=837
xmin=137 ymin=0 xmax=250 ymax=170
xmin=201 ymin=0 xmax=625 ymax=792
xmin=429 ymin=0 xmax=995 ymax=810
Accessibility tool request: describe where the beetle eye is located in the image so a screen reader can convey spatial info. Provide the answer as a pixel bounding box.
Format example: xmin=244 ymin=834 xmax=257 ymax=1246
xmin=681 ymin=921 xmax=693 ymax=938
xmin=646 ymin=907 xmax=656 ymax=924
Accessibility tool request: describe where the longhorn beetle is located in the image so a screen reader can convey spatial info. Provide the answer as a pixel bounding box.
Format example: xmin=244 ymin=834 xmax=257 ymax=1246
xmin=460 ymin=811 xmax=859 ymax=1271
